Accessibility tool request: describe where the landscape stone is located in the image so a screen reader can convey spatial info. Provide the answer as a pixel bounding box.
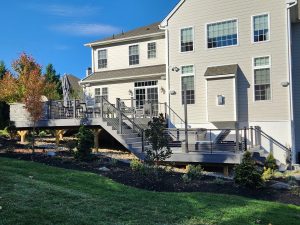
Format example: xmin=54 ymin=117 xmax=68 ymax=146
xmin=99 ymin=167 xmax=110 ymax=172
xmin=270 ymin=182 xmax=292 ymax=190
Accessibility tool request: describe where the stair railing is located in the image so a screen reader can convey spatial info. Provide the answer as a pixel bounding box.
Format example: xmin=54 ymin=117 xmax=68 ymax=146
xmin=101 ymin=97 xmax=146 ymax=152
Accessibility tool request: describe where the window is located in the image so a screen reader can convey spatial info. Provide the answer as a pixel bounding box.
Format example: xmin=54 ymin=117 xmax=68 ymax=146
xmin=207 ymin=19 xmax=238 ymax=48
xmin=129 ymin=45 xmax=139 ymax=65
xmin=254 ymin=56 xmax=271 ymax=101
xmin=253 ymin=14 xmax=269 ymax=43
xmin=181 ymin=27 xmax=194 ymax=52
xmin=181 ymin=65 xmax=195 ymax=104
xmin=217 ymin=95 xmax=225 ymax=106
xmin=148 ymin=42 xmax=156 ymax=59
xmin=94 ymin=87 xmax=109 ymax=103
xmin=95 ymin=88 xmax=101 ymax=103
xmin=134 ymin=81 xmax=157 ymax=87
xmin=98 ymin=49 xmax=107 ymax=69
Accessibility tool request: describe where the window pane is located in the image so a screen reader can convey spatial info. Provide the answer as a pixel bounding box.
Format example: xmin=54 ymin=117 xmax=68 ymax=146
xmin=207 ymin=20 xmax=238 ymax=48
xmin=98 ymin=50 xmax=107 ymax=69
xmin=129 ymin=45 xmax=139 ymax=65
xmin=181 ymin=27 xmax=194 ymax=52
xmin=182 ymin=65 xmax=194 ymax=74
xmin=95 ymin=88 xmax=101 ymax=103
xmin=254 ymin=56 xmax=270 ymax=67
xmin=102 ymin=88 xmax=108 ymax=100
xmin=253 ymin=14 xmax=269 ymax=42
xmin=181 ymin=76 xmax=195 ymax=104
xmin=148 ymin=42 xmax=156 ymax=59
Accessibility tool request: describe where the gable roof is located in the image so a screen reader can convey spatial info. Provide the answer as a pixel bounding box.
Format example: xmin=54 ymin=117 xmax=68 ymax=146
xmin=81 ymin=64 xmax=166 ymax=84
xmin=63 ymin=74 xmax=81 ymax=93
xmin=85 ymin=22 xmax=164 ymax=47
xmin=161 ymin=0 xmax=186 ymax=27
xmin=204 ymin=64 xmax=238 ymax=77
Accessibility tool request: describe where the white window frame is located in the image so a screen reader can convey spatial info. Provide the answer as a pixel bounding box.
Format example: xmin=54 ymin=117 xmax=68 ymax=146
xmin=252 ymin=55 xmax=272 ymax=102
xmin=97 ymin=49 xmax=108 ymax=69
xmin=180 ymin=65 xmax=195 ymax=105
xmin=216 ymin=95 xmax=226 ymax=107
xmin=205 ymin=18 xmax=239 ymax=50
xmin=179 ymin=26 xmax=195 ymax=53
xmin=147 ymin=42 xmax=157 ymax=59
xmin=129 ymin=44 xmax=140 ymax=66
xmin=94 ymin=87 xmax=109 ymax=103
xmin=251 ymin=13 xmax=270 ymax=44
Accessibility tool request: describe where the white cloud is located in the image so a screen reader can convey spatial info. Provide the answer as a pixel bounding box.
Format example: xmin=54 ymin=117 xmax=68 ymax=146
xmin=51 ymin=23 xmax=120 ymax=36
xmin=27 ymin=3 xmax=101 ymax=17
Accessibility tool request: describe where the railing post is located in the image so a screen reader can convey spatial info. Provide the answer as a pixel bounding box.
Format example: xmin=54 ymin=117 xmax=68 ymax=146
xmin=149 ymin=101 xmax=153 ymax=118
xmin=73 ymin=100 xmax=76 ymax=118
xmin=235 ymin=123 xmax=240 ymax=152
xmin=131 ymin=96 xmax=135 ymax=119
xmin=164 ymin=102 xmax=167 ymax=120
xmin=141 ymin=130 xmax=145 ymax=152
xmin=255 ymin=126 xmax=262 ymax=148
xmin=101 ymin=97 xmax=104 ymax=118
xmin=210 ymin=130 xmax=213 ymax=154
xmin=250 ymin=126 xmax=254 ymax=148
xmin=116 ymin=98 xmax=122 ymax=134
xmin=183 ymin=84 xmax=189 ymax=153
xmin=48 ymin=100 xmax=52 ymax=119
xmin=177 ymin=129 xmax=180 ymax=142
xmin=244 ymin=127 xmax=247 ymax=151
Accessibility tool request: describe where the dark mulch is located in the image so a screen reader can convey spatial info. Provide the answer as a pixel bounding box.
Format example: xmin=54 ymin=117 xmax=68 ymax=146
xmin=1 ymin=150 xmax=300 ymax=206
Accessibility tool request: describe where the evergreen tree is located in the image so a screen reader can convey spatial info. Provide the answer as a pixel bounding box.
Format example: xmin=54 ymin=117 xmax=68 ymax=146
xmin=44 ymin=64 xmax=63 ymax=99
xmin=0 ymin=61 xmax=9 ymax=129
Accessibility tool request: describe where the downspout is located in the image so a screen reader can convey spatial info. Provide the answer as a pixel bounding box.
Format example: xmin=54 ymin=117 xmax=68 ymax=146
xmin=159 ymin=24 xmax=171 ymax=127
xmin=286 ymin=0 xmax=298 ymax=164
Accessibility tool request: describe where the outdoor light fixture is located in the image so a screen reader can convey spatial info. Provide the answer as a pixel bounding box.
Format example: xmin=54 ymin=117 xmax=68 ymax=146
xmin=171 ymin=66 xmax=180 ymax=72
xmin=281 ymin=81 xmax=290 ymax=87
xmin=160 ymin=87 xmax=166 ymax=94
xmin=169 ymin=90 xmax=177 ymax=95
xmin=128 ymin=89 xmax=133 ymax=96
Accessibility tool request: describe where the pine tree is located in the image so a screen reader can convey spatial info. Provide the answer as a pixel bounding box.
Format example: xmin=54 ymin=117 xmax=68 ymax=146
xmin=0 ymin=61 xmax=9 ymax=129
xmin=44 ymin=64 xmax=63 ymax=100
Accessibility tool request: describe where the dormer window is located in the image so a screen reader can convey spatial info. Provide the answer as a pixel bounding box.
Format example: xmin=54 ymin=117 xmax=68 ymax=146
xmin=129 ymin=45 xmax=139 ymax=65
xmin=98 ymin=49 xmax=107 ymax=69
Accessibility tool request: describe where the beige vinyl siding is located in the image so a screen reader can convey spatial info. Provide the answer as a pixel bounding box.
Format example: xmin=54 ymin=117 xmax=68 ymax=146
xmin=167 ymin=0 xmax=289 ymax=125
xmin=207 ymin=77 xmax=236 ymax=122
xmin=93 ymin=38 xmax=165 ymax=72
xmin=292 ymin=23 xmax=300 ymax=156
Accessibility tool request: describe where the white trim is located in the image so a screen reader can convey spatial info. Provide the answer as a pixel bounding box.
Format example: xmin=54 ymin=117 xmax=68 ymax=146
xmin=85 ymin=32 xmax=165 ymax=47
xmin=180 ymin=65 xmax=195 ymax=105
xmin=147 ymin=41 xmax=157 ymax=59
xmin=205 ymin=18 xmax=239 ymax=50
xmin=252 ymin=55 xmax=273 ymax=102
xmin=160 ymin=0 xmax=186 ymax=27
xmin=91 ymin=49 xmax=95 ymax=73
xmin=97 ymin=48 xmax=108 ymax=70
xmin=205 ymin=74 xmax=235 ymax=80
xmin=233 ymin=77 xmax=238 ymax=121
xmin=179 ymin=26 xmax=195 ymax=53
xmin=129 ymin=44 xmax=140 ymax=66
xmin=251 ymin=13 xmax=271 ymax=44
xmin=80 ymin=73 xmax=165 ymax=84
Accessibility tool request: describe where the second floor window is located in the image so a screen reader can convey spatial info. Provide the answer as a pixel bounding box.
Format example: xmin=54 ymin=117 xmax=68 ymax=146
xmin=181 ymin=65 xmax=195 ymax=105
xmin=253 ymin=14 xmax=269 ymax=43
xmin=129 ymin=45 xmax=139 ymax=65
xmin=148 ymin=42 xmax=157 ymax=59
xmin=181 ymin=27 xmax=194 ymax=52
xmin=254 ymin=56 xmax=271 ymax=101
xmin=98 ymin=50 xmax=107 ymax=69
xmin=207 ymin=19 xmax=238 ymax=48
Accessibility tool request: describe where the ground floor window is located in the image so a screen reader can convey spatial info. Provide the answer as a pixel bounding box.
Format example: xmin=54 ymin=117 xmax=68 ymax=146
xmin=253 ymin=56 xmax=271 ymax=101
xmin=94 ymin=87 xmax=109 ymax=103
xmin=181 ymin=65 xmax=195 ymax=104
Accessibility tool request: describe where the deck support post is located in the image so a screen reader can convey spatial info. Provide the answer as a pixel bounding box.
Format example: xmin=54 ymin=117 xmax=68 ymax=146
xmin=17 ymin=130 xmax=28 ymax=144
xmin=235 ymin=122 xmax=239 ymax=152
xmin=55 ymin=130 xmax=64 ymax=145
xmin=92 ymin=128 xmax=102 ymax=153
xmin=183 ymin=84 xmax=189 ymax=153
xmin=223 ymin=166 xmax=229 ymax=177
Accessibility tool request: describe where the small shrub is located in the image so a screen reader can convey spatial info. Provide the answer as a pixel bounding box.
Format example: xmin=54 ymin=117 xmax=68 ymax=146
xmin=0 ymin=128 xmax=9 ymax=138
xmin=273 ymin=171 xmax=284 ymax=179
xmin=185 ymin=164 xmax=203 ymax=181
xmin=213 ymin=178 xmax=226 ymax=185
xmin=262 ymin=168 xmax=274 ymax=181
xmin=130 ymin=159 xmax=144 ymax=171
xmin=38 ymin=130 xmax=47 ymax=138
xmin=287 ymin=176 xmax=298 ymax=187
xmin=182 ymin=174 xmax=192 ymax=183
xmin=76 ymin=126 xmax=94 ymax=160
xmin=234 ymin=151 xmax=264 ymax=189
xmin=265 ymin=153 xmax=277 ymax=170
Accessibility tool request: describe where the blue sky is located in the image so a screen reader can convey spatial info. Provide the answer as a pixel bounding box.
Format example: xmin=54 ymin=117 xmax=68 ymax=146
xmin=0 ymin=0 xmax=178 ymax=79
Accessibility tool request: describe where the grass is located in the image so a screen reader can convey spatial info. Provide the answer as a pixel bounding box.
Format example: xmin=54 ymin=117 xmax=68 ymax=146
xmin=0 ymin=158 xmax=299 ymax=225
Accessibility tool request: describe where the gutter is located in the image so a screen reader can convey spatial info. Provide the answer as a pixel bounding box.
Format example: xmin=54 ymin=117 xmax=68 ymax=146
xmin=286 ymin=0 xmax=298 ymax=164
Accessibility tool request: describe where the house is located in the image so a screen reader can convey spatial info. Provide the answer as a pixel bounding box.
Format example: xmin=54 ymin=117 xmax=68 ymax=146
xmin=10 ymin=0 xmax=300 ymax=168
xmin=80 ymin=22 xmax=166 ymax=116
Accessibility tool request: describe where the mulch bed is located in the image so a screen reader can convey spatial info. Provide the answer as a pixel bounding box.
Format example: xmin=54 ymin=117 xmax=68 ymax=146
xmin=1 ymin=149 xmax=300 ymax=206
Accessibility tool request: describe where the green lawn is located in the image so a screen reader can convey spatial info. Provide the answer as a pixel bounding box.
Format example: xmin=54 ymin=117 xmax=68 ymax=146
xmin=0 ymin=157 xmax=299 ymax=225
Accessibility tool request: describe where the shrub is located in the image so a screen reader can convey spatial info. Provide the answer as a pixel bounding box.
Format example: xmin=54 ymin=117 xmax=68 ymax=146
xmin=265 ymin=153 xmax=277 ymax=170
xmin=262 ymin=168 xmax=274 ymax=181
xmin=182 ymin=174 xmax=192 ymax=183
xmin=0 ymin=128 xmax=9 ymax=138
xmin=234 ymin=151 xmax=264 ymax=189
xmin=38 ymin=131 xmax=47 ymax=138
xmin=76 ymin=126 xmax=94 ymax=160
xmin=145 ymin=114 xmax=172 ymax=164
xmin=130 ymin=159 xmax=144 ymax=171
xmin=185 ymin=164 xmax=203 ymax=181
